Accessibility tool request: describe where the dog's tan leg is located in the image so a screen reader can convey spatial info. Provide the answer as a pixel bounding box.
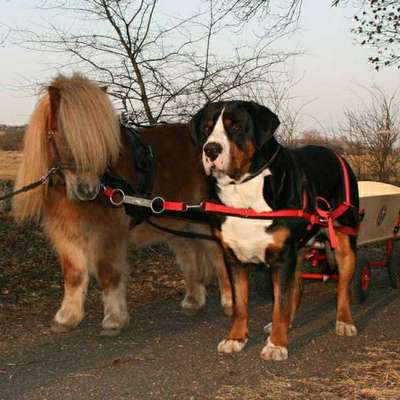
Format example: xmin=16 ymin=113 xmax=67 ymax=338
xmin=218 ymin=254 xmax=249 ymax=353
xmin=334 ymin=231 xmax=357 ymax=336
xmin=261 ymin=267 xmax=290 ymax=361
xmin=263 ymin=255 xmax=303 ymax=335
xmin=51 ymin=242 xmax=89 ymax=333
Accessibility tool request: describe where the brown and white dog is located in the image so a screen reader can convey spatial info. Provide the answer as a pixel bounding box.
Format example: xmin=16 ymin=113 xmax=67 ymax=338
xmin=190 ymin=100 xmax=360 ymax=360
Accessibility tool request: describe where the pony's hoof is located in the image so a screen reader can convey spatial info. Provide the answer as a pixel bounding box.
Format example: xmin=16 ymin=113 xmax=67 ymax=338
xmin=181 ymin=296 xmax=203 ymax=316
xmin=100 ymin=328 xmax=122 ymax=337
xmin=336 ymin=320 xmax=358 ymax=336
xmin=263 ymin=322 xmax=272 ymax=334
xmin=260 ymin=338 xmax=288 ymax=361
xmin=50 ymin=321 xmax=74 ymax=334
xmin=217 ymin=338 xmax=248 ymax=353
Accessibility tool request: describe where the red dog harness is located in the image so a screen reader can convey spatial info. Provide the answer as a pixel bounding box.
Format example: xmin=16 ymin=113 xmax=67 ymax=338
xmin=103 ymin=153 xmax=358 ymax=248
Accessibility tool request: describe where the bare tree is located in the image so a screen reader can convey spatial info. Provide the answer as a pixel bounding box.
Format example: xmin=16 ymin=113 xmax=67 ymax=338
xmin=340 ymin=86 xmax=400 ymax=183
xmin=333 ymin=0 xmax=400 ymax=70
xmin=263 ymin=78 xmax=305 ymax=147
xmin=11 ymin=0 xmax=299 ymax=124
xmin=0 ymin=23 xmax=10 ymax=46
xmin=217 ymin=0 xmax=303 ymax=33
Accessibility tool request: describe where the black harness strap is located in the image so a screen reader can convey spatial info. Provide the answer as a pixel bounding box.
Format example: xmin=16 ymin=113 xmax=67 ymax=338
xmin=145 ymin=219 xmax=216 ymax=241
xmin=0 ymin=166 xmax=61 ymax=201
xmin=101 ymin=121 xmax=155 ymax=221
xmin=121 ymin=122 xmax=155 ymax=197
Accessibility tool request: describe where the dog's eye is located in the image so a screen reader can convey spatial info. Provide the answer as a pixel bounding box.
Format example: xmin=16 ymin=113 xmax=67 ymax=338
xmin=230 ymin=124 xmax=241 ymax=134
xmin=203 ymin=121 xmax=213 ymax=134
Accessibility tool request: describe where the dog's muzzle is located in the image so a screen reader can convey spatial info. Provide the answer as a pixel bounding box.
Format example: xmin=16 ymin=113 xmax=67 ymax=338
xmin=202 ymin=141 xmax=227 ymax=176
xmin=203 ymin=142 xmax=222 ymax=161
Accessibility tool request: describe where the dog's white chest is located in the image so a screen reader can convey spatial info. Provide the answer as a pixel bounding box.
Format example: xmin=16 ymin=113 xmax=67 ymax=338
xmin=218 ymin=171 xmax=274 ymax=263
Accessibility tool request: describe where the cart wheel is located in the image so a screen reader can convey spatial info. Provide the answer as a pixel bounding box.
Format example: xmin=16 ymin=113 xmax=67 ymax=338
xmin=253 ymin=264 xmax=273 ymax=301
xmin=388 ymin=239 xmax=400 ymax=289
xmin=351 ymin=255 xmax=371 ymax=304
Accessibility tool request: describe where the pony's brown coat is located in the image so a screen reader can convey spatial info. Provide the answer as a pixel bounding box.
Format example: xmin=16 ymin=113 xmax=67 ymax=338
xmin=13 ymin=73 xmax=232 ymax=333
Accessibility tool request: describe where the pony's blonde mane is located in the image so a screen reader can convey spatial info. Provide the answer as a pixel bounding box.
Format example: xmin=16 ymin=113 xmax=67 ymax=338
xmin=13 ymin=73 xmax=121 ymax=222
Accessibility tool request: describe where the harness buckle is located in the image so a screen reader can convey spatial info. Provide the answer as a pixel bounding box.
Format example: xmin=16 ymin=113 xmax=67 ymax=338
xmin=186 ymin=204 xmax=202 ymax=211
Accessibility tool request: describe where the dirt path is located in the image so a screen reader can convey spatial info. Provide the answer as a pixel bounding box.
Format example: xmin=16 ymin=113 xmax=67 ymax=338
xmin=1 ymin=215 xmax=399 ymax=400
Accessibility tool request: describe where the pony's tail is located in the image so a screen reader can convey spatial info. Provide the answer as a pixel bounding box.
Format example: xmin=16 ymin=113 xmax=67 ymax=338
xmin=13 ymin=97 xmax=50 ymax=223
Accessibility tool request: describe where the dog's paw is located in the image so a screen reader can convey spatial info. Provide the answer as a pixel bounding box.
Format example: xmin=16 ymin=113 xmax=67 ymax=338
xmin=217 ymin=338 xmax=248 ymax=353
xmin=260 ymin=338 xmax=288 ymax=361
xmin=335 ymin=320 xmax=357 ymax=336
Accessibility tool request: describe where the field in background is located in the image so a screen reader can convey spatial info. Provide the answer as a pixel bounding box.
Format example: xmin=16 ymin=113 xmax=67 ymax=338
xmin=0 ymin=151 xmax=22 ymax=181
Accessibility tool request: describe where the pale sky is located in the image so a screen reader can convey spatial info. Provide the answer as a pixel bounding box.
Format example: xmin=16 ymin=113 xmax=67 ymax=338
xmin=0 ymin=0 xmax=399 ymax=130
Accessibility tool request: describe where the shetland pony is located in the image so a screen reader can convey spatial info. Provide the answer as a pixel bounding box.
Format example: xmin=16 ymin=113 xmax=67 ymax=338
xmin=13 ymin=73 xmax=232 ymax=336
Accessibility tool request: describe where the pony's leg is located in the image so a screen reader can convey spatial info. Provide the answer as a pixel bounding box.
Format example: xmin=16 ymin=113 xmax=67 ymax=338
xmin=98 ymin=260 xmax=129 ymax=336
xmin=334 ymin=231 xmax=357 ymax=336
xmin=94 ymin=225 xmax=130 ymax=336
xmin=51 ymin=241 xmax=89 ymax=333
xmin=130 ymin=220 xmax=233 ymax=315
xmin=172 ymin=239 xmax=208 ymax=315
xmin=213 ymin=243 xmax=233 ymax=316
xmin=173 ymin=237 xmax=233 ymax=316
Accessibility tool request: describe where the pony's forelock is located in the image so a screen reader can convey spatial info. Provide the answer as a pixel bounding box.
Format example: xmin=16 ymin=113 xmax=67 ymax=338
xmin=55 ymin=74 xmax=121 ymax=174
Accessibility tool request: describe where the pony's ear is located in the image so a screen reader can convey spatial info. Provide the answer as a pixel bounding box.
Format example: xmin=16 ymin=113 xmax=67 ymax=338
xmin=48 ymin=85 xmax=61 ymax=131
xmin=189 ymin=106 xmax=206 ymax=147
xmin=243 ymin=101 xmax=280 ymax=149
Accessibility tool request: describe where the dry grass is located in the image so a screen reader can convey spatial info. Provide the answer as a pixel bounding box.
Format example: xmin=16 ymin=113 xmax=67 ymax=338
xmin=0 ymin=150 xmax=22 ymax=180
xmin=0 ymin=130 xmax=24 ymax=151
xmin=215 ymin=341 xmax=400 ymax=400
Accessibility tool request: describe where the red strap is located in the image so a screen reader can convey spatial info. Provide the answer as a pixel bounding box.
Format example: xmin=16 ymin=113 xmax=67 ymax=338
xmin=201 ymin=201 xmax=313 ymax=220
xmin=103 ymin=187 xmax=114 ymax=198
xmin=335 ymin=153 xmax=351 ymax=204
xmin=163 ymin=201 xmax=187 ymax=212
xmin=302 ymin=190 xmax=308 ymax=210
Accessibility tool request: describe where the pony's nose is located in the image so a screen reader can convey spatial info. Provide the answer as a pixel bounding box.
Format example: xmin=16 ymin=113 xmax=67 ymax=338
xmin=203 ymin=142 xmax=223 ymax=162
xmin=76 ymin=183 xmax=100 ymax=201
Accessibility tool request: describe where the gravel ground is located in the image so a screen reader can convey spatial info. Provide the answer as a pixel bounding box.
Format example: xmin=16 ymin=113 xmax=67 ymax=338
xmin=0 ymin=211 xmax=399 ymax=400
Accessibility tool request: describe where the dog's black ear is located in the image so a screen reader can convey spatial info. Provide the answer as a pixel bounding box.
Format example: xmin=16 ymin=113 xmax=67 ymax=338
xmin=189 ymin=105 xmax=206 ymax=147
xmin=244 ymin=101 xmax=280 ymax=149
